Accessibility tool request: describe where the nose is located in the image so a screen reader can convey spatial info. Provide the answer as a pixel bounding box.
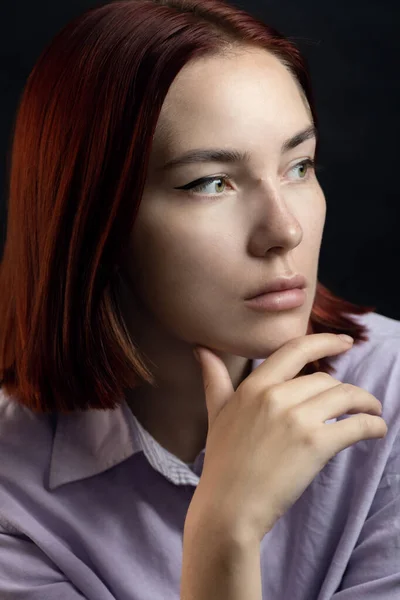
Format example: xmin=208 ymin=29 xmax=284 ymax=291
xmin=247 ymin=178 xmax=303 ymax=256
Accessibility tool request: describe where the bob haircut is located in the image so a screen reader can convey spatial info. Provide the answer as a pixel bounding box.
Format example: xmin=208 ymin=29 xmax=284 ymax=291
xmin=0 ymin=0 xmax=375 ymax=413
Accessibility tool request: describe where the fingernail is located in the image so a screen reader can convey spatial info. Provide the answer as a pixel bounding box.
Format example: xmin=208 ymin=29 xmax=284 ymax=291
xmin=338 ymin=334 xmax=354 ymax=344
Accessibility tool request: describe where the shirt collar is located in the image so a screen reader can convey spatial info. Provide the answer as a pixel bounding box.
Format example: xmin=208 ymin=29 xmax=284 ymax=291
xmin=48 ymin=357 xmax=336 ymax=491
xmin=48 ymin=399 xmax=141 ymax=490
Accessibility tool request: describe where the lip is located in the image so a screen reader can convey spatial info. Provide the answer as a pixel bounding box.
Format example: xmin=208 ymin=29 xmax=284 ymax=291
xmin=244 ymin=288 xmax=306 ymax=311
xmin=245 ymin=274 xmax=307 ymax=300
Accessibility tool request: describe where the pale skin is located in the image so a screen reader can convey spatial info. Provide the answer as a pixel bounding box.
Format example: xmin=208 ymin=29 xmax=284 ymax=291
xmin=117 ymin=45 xmax=327 ymax=463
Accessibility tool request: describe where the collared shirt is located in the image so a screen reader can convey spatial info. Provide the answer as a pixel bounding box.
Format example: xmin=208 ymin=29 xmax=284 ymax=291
xmin=0 ymin=311 xmax=399 ymax=600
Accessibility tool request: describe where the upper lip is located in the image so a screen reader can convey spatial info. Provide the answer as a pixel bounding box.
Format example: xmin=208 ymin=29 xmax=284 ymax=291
xmin=246 ymin=274 xmax=307 ymax=299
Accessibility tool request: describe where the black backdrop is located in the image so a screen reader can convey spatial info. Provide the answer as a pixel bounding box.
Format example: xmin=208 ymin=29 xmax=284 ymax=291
xmin=1 ymin=0 xmax=399 ymax=319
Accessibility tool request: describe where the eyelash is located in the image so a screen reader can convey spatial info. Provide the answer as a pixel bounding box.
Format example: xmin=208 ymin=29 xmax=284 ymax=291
xmin=178 ymin=158 xmax=316 ymax=197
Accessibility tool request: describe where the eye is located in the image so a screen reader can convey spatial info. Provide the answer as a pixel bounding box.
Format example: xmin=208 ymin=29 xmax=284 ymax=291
xmin=174 ymin=175 xmax=231 ymax=196
xmin=288 ymin=158 xmax=315 ymax=181
xmin=173 ymin=158 xmax=316 ymax=198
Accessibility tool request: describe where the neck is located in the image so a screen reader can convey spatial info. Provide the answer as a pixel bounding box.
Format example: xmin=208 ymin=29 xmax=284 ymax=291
xmin=117 ymin=274 xmax=253 ymax=463
xmin=125 ymin=352 xmax=252 ymax=464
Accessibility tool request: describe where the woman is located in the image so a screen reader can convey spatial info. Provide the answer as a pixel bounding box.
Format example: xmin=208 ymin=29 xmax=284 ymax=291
xmin=0 ymin=0 xmax=398 ymax=598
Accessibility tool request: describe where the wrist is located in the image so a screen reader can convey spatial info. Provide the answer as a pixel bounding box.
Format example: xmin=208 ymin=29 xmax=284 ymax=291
xmin=182 ymin=506 xmax=262 ymax=600
xmin=184 ymin=487 xmax=259 ymax=550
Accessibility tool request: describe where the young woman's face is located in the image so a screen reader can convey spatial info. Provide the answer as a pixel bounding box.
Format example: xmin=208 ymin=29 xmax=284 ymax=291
xmin=123 ymin=47 xmax=326 ymax=359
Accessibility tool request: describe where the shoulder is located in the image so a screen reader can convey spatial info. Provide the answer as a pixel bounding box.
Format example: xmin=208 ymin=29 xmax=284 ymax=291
xmin=329 ymin=310 xmax=400 ymax=453
xmin=352 ymin=310 xmax=400 ymax=341
xmin=0 ymin=389 xmax=54 ymax=491
xmin=0 ymin=387 xmax=54 ymax=442
xmin=329 ymin=313 xmax=400 ymax=381
xmin=329 ymin=311 xmax=400 ymax=385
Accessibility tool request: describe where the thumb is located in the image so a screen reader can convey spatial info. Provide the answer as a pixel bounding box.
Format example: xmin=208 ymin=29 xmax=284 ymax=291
xmin=193 ymin=346 xmax=235 ymax=428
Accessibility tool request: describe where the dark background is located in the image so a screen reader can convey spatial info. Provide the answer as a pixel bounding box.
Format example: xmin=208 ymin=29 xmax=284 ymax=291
xmin=1 ymin=1 xmax=399 ymax=319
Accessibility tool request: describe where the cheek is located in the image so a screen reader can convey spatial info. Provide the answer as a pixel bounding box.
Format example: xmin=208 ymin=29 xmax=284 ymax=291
xmin=128 ymin=214 xmax=216 ymax=299
xmin=289 ymin=189 xmax=325 ymax=273
xmin=297 ymin=186 xmax=326 ymax=243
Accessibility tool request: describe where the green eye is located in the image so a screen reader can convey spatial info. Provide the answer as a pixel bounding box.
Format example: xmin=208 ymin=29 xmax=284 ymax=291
xmin=211 ymin=178 xmax=226 ymax=193
xmin=290 ymin=158 xmax=315 ymax=180
xmin=298 ymin=164 xmax=308 ymax=177
xmin=179 ymin=175 xmax=230 ymax=195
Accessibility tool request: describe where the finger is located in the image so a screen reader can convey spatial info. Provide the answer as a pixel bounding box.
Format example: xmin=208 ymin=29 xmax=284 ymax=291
xmin=194 ymin=346 xmax=235 ymax=426
xmin=301 ymin=383 xmax=383 ymax=423
xmin=321 ymin=413 xmax=388 ymax=459
xmin=263 ymin=372 xmax=342 ymax=412
xmin=248 ymin=334 xmax=354 ymax=390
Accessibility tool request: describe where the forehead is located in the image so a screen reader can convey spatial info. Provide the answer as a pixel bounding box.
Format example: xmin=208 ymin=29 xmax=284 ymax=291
xmin=152 ymin=48 xmax=312 ymax=157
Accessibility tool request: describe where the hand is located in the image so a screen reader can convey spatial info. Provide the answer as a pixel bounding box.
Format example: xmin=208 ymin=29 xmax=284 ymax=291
xmin=190 ymin=334 xmax=387 ymax=544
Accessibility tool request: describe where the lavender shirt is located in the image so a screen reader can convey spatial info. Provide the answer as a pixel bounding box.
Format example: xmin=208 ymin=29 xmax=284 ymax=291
xmin=0 ymin=311 xmax=399 ymax=599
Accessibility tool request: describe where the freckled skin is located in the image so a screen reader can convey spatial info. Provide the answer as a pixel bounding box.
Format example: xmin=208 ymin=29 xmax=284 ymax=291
xmin=118 ymin=47 xmax=326 ymax=462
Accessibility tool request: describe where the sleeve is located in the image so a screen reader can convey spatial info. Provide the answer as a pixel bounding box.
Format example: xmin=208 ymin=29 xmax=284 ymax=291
xmin=0 ymin=526 xmax=87 ymax=600
xmin=331 ymin=349 xmax=400 ymax=599
xmin=331 ymin=472 xmax=400 ymax=598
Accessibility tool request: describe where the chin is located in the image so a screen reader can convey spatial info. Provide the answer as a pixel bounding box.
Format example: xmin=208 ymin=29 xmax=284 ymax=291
xmin=235 ymin=314 xmax=311 ymax=360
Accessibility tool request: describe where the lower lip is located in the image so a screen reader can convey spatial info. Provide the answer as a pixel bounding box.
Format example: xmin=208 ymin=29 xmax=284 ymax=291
xmin=245 ymin=288 xmax=306 ymax=311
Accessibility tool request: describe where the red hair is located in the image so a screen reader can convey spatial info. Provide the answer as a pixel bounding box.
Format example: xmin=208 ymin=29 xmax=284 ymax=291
xmin=0 ymin=0 xmax=375 ymax=413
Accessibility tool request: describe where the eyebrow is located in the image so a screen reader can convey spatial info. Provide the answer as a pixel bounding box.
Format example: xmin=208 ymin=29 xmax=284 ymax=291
xmin=159 ymin=125 xmax=317 ymax=171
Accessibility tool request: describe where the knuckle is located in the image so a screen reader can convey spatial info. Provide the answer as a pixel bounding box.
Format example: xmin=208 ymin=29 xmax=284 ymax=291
xmin=314 ymin=371 xmax=332 ymax=383
xmin=285 ymin=337 xmax=302 ymax=351
xmin=263 ymin=385 xmax=281 ymax=412
xmin=339 ymin=382 xmax=356 ymax=396
xmin=284 ymin=407 xmax=320 ymax=450
xmin=285 ymin=406 xmax=308 ymax=433
xmin=357 ymin=413 xmax=373 ymax=435
xmin=300 ymin=426 xmax=320 ymax=450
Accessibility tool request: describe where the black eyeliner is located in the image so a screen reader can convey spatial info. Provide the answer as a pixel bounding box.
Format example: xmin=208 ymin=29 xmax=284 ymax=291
xmin=173 ymin=175 xmax=223 ymax=190
xmin=174 ymin=158 xmax=317 ymax=192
